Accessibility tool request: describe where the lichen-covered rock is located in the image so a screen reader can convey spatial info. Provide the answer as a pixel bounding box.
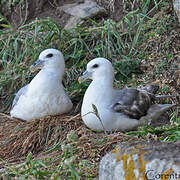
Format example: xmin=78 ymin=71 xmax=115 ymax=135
xmin=99 ymin=141 xmax=180 ymax=180
xmin=174 ymin=0 xmax=180 ymax=23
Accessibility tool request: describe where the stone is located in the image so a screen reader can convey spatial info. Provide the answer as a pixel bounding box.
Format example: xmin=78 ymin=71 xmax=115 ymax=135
xmin=99 ymin=141 xmax=180 ymax=180
xmin=59 ymin=0 xmax=106 ymax=29
xmin=174 ymin=0 xmax=180 ymax=23
xmin=61 ymin=0 xmax=106 ymax=19
xmin=64 ymin=16 xmax=82 ymax=30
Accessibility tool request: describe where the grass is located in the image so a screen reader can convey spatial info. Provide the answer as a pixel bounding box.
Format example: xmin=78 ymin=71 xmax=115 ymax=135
xmin=1 ymin=137 xmax=94 ymax=179
xmin=0 ymin=0 xmax=164 ymax=110
xmin=0 ymin=0 xmax=180 ymax=179
xmin=0 ymin=16 xmax=145 ymax=111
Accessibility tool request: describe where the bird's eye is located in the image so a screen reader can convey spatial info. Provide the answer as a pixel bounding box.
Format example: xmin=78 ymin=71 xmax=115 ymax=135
xmin=92 ymin=64 xmax=99 ymax=68
xmin=46 ymin=53 xmax=53 ymax=58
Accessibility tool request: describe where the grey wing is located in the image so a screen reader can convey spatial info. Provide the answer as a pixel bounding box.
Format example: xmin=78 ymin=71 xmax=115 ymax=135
xmin=111 ymin=88 xmax=155 ymax=119
xmin=12 ymin=85 xmax=29 ymax=108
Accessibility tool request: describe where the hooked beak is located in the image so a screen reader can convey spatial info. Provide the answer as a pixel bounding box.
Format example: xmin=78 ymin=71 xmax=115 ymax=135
xmin=30 ymin=59 xmax=45 ymax=72
xmin=32 ymin=59 xmax=45 ymax=68
xmin=78 ymin=70 xmax=92 ymax=83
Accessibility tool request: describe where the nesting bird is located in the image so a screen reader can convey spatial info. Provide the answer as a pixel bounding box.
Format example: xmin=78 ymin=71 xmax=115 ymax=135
xmin=10 ymin=49 xmax=73 ymax=121
xmin=78 ymin=58 xmax=175 ymax=132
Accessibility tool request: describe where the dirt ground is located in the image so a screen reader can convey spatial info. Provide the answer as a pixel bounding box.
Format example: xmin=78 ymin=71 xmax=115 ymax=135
xmin=2 ymin=0 xmax=127 ymax=28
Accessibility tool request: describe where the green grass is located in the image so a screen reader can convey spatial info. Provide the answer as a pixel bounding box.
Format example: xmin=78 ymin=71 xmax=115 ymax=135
xmin=127 ymin=118 xmax=180 ymax=142
xmin=0 ymin=0 xmax=180 ymax=179
xmin=1 ymin=133 xmax=96 ymax=179
xmin=0 ymin=9 xmax=150 ymax=111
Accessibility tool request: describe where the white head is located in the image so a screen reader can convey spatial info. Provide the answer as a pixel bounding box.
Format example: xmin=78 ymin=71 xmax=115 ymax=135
xmin=78 ymin=58 xmax=114 ymax=83
xmin=33 ymin=49 xmax=65 ymax=73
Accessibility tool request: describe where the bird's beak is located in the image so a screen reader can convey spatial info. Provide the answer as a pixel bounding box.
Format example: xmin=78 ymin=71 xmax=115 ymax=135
xmin=30 ymin=59 xmax=45 ymax=72
xmin=78 ymin=70 xmax=92 ymax=83
xmin=33 ymin=59 xmax=45 ymax=67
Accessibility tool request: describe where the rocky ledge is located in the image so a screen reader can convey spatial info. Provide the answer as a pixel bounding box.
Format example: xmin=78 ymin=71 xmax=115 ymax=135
xmin=99 ymin=140 xmax=180 ymax=180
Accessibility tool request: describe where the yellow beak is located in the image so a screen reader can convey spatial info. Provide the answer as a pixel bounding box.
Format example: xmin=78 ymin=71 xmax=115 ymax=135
xmin=78 ymin=70 xmax=92 ymax=83
xmin=78 ymin=77 xmax=83 ymax=84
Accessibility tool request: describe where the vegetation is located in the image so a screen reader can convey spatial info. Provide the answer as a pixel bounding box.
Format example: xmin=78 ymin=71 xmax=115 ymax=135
xmin=0 ymin=0 xmax=179 ymax=179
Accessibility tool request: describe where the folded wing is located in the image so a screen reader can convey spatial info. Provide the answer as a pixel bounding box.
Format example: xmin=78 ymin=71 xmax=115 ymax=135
xmin=111 ymin=85 xmax=159 ymax=119
xmin=12 ymin=85 xmax=29 ymax=109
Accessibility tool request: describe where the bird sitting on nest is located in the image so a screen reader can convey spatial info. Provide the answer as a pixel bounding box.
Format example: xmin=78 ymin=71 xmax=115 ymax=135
xmin=78 ymin=58 xmax=175 ymax=132
xmin=10 ymin=49 xmax=73 ymax=121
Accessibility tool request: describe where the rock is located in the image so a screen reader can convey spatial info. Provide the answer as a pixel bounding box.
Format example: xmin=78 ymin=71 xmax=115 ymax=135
xmin=64 ymin=16 xmax=82 ymax=30
xmin=61 ymin=0 xmax=106 ymax=19
xmin=174 ymin=0 xmax=180 ymax=23
xmin=99 ymin=141 xmax=180 ymax=180
xmin=59 ymin=0 xmax=106 ymax=29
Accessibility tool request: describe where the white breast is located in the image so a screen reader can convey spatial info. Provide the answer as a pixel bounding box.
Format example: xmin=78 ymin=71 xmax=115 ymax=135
xmin=81 ymin=82 xmax=115 ymax=131
xmin=10 ymin=70 xmax=73 ymax=120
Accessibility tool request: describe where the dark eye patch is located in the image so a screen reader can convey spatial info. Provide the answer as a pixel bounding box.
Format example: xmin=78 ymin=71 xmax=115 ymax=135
xmin=46 ymin=53 xmax=53 ymax=58
xmin=92 ymin=64 xmax=99 ymax=68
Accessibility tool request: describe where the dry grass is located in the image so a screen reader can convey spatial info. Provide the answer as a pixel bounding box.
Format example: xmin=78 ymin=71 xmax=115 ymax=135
xmin=0 ymin=114 xmax=82 ymax=161
xmin=0 ymin=114 xmax=139 ymax=171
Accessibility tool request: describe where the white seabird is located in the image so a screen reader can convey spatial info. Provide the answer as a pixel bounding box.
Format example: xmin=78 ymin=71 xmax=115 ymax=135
xmin=10 ymin=49 xmax=73 ymax=121
xmin=78 ymin=58 xmax=175 ymax=132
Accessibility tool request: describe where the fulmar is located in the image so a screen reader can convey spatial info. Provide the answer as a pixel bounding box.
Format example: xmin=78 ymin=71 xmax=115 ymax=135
xmin=78 ymin=58 xmax=175 ymax=132
xmin=10 ymin=49 xmax=73 ymax=121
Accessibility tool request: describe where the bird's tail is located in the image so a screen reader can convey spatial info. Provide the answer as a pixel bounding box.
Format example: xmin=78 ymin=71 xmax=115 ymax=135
xmin=140 ymin=85 xmax=178 ymax=99
xmin=140 ymin=84 xmax=159 ymax=94
xmin=155 ymin=94 xmax=178 ymax=99
xmin=147 ymin=104 xmax=176 ymax=122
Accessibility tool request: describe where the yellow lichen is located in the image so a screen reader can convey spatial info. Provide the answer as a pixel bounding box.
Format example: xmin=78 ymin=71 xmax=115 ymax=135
xmin=112 ymin=146 xmax=177 ymax=180
xmin=119 ymin=152 xmax=137 ymax=180
xmin=116 ymin=154 xmax=121 ymax=162
xmin=122 ymin=153 xmax=129 ymax=174
xmin=113 ymin=146 xmax=121 ymax=162
xmin=113 ymin=146 xmax=150 ymax=180
xmin=126 ymin=154 xmax=137 ymax=180
xmin=123 ymin=151 xmax=149 ymax=180
xmin=112 ymin=146 xmax=118 ymax=154
xmin=138 ymin=152 xmax=148 ymax=179
xmin=161 ymin=169 xmax=174 ymax=180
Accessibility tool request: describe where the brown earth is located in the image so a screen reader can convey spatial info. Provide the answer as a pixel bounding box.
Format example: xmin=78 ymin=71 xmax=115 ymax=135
xmin=2 ymin=0 xmax=162 ymax=28
xmin=1 ymin=0 xmax=128 ymax=28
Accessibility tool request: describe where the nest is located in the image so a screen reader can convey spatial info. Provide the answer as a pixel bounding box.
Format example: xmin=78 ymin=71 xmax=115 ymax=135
xmin=0 ymin=114 xmax=80 ymax=162
xmin=0 ymin=113 xmax=138 ymax=170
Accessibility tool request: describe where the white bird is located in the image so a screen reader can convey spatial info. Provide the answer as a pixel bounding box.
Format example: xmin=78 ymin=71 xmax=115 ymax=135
xmin=78 ymin=58 xmax=175 ymax=132
xmin=10 ymin=49 xmax=73 ymax=121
